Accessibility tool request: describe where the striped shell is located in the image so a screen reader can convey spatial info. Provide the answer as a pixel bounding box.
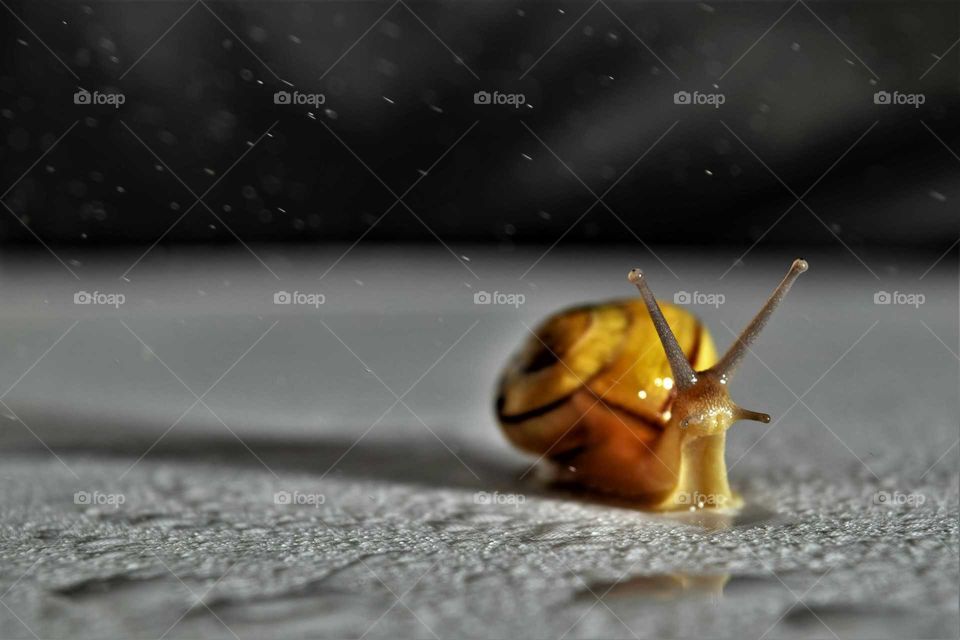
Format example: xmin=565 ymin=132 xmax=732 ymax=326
xmin=496 ymin=300 xmax=717 ymax=462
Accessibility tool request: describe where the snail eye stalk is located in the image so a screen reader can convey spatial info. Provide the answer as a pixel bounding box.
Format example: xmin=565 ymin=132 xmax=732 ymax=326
xmin=711 ymin=259 xmax=808 ymax=382
xmin=628 ymin=260 xmax=806 ymax=429
xmin=628 ymin=269 xmax=698 ymax=390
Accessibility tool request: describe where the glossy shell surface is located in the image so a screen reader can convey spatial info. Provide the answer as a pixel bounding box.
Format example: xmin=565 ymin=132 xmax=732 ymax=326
xmin=496 ymin=300 xmax=717 ymax=457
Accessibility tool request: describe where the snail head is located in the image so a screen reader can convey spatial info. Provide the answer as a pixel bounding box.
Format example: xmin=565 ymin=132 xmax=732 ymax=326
xmin=628 ymin=259 xmax=808 ymax=441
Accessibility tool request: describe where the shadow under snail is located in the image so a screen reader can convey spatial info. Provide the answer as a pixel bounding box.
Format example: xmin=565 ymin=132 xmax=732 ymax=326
xmin=495 ymin=259 xmax=808 ymax=511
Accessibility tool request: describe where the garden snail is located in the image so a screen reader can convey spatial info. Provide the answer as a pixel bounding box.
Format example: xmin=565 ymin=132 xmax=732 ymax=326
xmin=496 ymin=259 xmax=808 ymax=511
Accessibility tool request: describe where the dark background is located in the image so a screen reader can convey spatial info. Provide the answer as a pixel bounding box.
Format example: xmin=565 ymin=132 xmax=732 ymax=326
xmin=1 ymin=0 xmax=957 ymax=248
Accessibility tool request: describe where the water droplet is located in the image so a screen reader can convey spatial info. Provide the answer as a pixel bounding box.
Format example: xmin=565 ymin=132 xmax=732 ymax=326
xmin=249 ymin=26 xmax=267 ymax=43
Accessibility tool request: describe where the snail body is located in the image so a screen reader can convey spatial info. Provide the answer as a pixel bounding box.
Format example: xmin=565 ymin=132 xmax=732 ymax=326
xmin=496 ymin=260 xmax=808 ymax=511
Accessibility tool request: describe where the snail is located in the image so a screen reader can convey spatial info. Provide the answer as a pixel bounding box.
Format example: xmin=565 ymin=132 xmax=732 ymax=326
xmin=496 ymin=259 xmax=808 ymax=511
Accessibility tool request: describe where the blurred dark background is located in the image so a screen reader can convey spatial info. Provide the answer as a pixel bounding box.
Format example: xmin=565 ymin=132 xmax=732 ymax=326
xmin=1 ymin=0 xmax=957 ymax=248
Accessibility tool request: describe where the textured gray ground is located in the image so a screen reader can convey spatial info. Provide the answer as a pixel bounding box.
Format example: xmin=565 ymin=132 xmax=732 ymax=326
xmin=0 ymin=246 xmax=956 ymax=639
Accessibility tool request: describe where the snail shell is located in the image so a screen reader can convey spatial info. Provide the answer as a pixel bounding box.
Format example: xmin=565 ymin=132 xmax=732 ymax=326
xmin=496 ymin=301 xmax=716 ymax=488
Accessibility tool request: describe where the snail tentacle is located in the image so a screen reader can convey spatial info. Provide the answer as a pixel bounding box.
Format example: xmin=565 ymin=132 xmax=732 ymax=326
xmin=627 ymin=269 xmax=698 ymax=390
xmin=711 ymin=258 xmax=808 ymax=381
xmin=732 ymin=405 xmax=771 ymax=424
